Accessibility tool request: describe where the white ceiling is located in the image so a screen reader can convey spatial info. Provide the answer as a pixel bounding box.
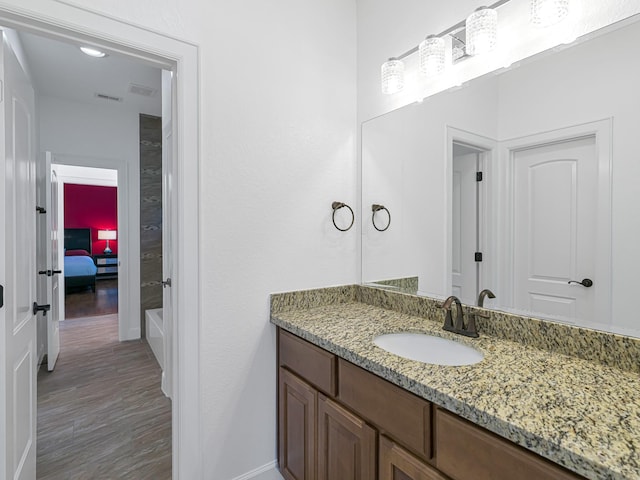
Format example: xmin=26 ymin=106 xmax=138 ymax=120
xmin=18 ymin=30 xmax=162 ymax=116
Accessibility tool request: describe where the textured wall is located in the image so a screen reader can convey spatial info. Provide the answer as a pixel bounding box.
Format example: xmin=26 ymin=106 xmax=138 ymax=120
xmin=139 ymin=114 xmax=163 ymax=337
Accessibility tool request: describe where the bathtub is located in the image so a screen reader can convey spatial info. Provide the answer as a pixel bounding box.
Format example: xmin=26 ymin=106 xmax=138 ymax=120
xmin=146 ymin=308 xmax=164 ymax=370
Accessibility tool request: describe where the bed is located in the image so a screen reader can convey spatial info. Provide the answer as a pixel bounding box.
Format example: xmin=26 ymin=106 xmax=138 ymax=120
xmin=64 ymin=228 xmax=97 ymax=292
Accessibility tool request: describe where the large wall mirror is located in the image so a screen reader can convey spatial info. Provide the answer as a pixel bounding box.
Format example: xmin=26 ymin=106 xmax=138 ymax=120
xmin=362 ymin=14 xmax=640 ymax=338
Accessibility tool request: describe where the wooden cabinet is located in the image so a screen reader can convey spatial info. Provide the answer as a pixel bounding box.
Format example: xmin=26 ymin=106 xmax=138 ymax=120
xmin=380 ymin=436 xmax=448 ymax=480
xmin=277 ymin=328 xmax=586 ymax=480
xmin=317 ymin=394 xmax=376 ymax=480
xmin=279 ymin=368 xmax=316 ymax=480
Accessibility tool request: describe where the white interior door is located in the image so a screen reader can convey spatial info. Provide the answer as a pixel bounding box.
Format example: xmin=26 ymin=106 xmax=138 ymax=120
xmin=512 ymin=136 xmax=598 ymax=323
xmin=161 ymin=69 xmax=174 ymax=398
xmin=46 ymin=153 xmax=61 ymax=371
xmin=452 ymin=150 xmax=479 ymax=304
xmin=0 ymin=30 xmax=37 ymax=480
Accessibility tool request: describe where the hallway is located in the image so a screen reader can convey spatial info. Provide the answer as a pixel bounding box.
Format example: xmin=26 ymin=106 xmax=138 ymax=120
xmin=36 ymin=314 xmax=171 ymax=479
xmin=65 ymin=278 xmax=119 ymax=319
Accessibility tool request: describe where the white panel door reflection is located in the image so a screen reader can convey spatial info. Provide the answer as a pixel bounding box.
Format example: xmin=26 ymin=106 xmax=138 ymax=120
xmin=513 ymin=136 xmax=598 ymax=323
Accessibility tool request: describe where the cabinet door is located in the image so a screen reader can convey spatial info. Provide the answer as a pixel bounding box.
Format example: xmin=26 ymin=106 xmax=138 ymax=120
xmin=317 ymin=394 xmax=376 ymax=480
xmin=380 ymin=436 xmax=448 ymax=480
xmin=279 ymin=368 xmax=317 ymax=480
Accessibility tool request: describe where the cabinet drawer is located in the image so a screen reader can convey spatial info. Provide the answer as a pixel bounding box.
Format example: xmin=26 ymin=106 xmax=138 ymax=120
xmin=338 ymin=359 xmax=432 ymax=461
xmin=436 ymin=408 xmax=584 ymax=480
xmin=279 ymin=329 xmax=337 ymax=396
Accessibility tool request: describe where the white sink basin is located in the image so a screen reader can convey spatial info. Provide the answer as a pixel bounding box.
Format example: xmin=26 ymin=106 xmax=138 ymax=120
xmin=373 ymin=332 xmax=483 ymax=366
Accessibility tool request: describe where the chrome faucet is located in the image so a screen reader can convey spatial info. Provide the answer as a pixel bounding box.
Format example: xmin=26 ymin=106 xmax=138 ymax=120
xmin=477 ymin=289 xmax=495 ymax=308
xmin=442 ymin=295 xmax=478 ymax=338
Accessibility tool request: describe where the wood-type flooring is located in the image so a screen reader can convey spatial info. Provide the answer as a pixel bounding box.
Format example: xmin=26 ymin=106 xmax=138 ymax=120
xmin=37 ymin=314 xmax=171 ymax=479
xmin=65 ymin=279 xmax=118 ymax=319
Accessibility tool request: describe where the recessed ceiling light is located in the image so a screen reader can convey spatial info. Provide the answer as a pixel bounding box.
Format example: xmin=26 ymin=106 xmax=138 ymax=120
xmin=80 ymin=46 xmax=107 ymax=58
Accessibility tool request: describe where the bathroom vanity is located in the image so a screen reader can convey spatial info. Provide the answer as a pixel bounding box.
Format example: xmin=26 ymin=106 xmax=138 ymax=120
xmin=271 ymin=285 xmax=640 ymax=480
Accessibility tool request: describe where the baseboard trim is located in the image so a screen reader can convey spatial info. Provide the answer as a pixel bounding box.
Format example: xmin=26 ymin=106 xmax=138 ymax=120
xmin=230 ymin=461 xmax=278 ymax=480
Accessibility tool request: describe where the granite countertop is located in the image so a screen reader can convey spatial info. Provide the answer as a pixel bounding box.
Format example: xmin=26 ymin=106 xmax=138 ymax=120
xmin=271 ymin=291 xmax=640 ymax=480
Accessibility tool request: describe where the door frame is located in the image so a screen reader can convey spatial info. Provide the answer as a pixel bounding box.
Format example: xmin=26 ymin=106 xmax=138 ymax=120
xmin=0 ymin=3 xmax=202 ymax=479
xmin=446 ymin=127 xmax=498 ymax=301
xmin=499 ymin=119 xmax=612 ymax=328
xmin=52 ymin=157 xmax=134 ymax=340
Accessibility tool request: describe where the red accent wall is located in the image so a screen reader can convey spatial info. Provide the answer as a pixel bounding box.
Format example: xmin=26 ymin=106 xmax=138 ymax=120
xmin=64 ymin=184 xmax=118 ymax=254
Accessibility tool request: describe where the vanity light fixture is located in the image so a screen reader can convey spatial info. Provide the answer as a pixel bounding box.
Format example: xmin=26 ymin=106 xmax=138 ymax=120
xmin=530 ymin=0 xmax=569 ymax=27
xmin=419 ymin=35 xmax=445 ymax=77
xmin=381 ymin=58 xmax=405 ymax=94
xmin=380 ymin=0 xmax=511 ymax=95
xmin=80 ymin=46 xmax=107 ymax=58
xmin=466 ymin=7 xmax=498 ymax=56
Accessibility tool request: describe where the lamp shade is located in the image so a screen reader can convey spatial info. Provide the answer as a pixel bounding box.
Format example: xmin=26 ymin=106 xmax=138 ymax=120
xmin=531 ymin=0 xmax=569 ymax=27
xmin=419 ymin=36 xmax=445 ymax=77
xmin=98 ymin=230 xmax=117 ymax=240
xmin=381 ymin=58 xmax=404 ymax=95
xmin=466 ymin=7 xmax=498 ymax=56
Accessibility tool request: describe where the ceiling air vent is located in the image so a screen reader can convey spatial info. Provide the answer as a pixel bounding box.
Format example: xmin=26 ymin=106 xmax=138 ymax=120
xmin=95 ymin=92 xmax=123 ymax=102
xmin=128 ymin=83 xmax=158 ymax=97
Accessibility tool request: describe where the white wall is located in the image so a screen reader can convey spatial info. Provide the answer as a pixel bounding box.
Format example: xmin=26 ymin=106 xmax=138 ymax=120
xmin=201 ymin=3 xmax=357 ymax=477
xmin=12 ymin=1 xmax=358 ymax=479
xmin=357 ymin=0 xmax=640 ymax=122
xmin=38 ymin=95 xmax=142 ymax=339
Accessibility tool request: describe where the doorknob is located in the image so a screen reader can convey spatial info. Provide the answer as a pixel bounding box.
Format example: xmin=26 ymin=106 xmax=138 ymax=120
xmin=162 ymin=278 xmax=172 ymax=288
xmin=568 ymin=278 xmax=593 ymax=287
xmin=33 ymin=302 xmax=51 ymax=316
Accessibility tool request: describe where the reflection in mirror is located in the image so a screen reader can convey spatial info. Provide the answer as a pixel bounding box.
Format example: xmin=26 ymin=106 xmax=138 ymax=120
xmin=362 ymin=15 xmax=640 ymax=337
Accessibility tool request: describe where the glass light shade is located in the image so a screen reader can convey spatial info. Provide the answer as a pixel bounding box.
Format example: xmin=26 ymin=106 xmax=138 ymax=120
xmin=531 ymin=0 xmax=569 ymax=27
xmin=466 ymin=7 xmax=498 ymax=56
xmin=419 ymin=36 xmax=445 ymax=77
xmin=381 ymin=59 xmax=405 ymax=94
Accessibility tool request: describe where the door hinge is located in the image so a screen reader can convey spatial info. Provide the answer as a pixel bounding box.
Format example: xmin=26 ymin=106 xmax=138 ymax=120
xmin=36 ymin=206 xmax=47 ymax=214
xmin=0 ymin=284 xmax=3 ymax=308
xmin=476 ymin=172 xmax=483 ymax=182
xmin=475 ymin=252 xmax=483 ymax=262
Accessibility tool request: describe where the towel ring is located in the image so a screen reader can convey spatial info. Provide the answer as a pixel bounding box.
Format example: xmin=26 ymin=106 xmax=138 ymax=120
xmin=372 ymin=204 xmax=391 ymax=232
xmin=332 ymin=201 xmax=354 ymax=232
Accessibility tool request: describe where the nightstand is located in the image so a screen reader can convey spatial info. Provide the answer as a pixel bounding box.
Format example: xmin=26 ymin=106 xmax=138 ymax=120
xmin=93 ymin=254 xmax=118 ymax=278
